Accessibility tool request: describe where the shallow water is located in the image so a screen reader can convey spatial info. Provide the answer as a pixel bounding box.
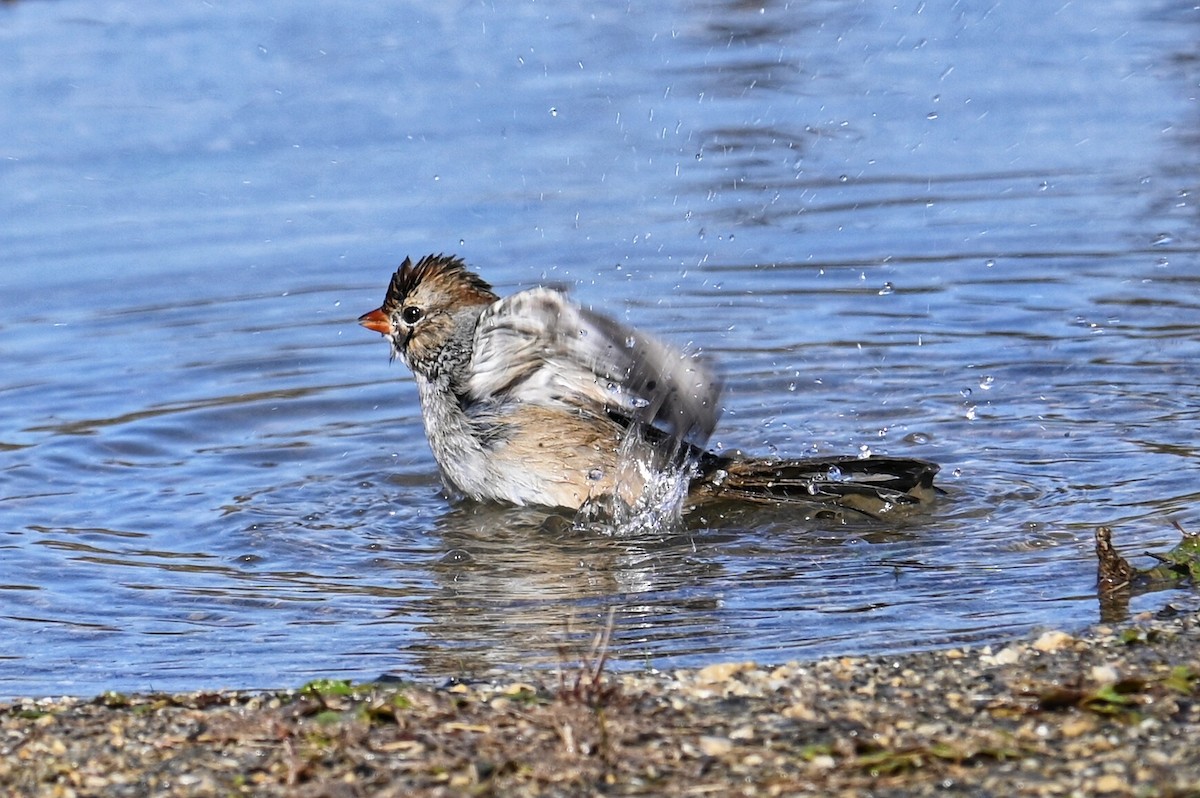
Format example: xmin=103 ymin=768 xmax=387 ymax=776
xmin=2 ymin=0 xmax=1198 ymax=696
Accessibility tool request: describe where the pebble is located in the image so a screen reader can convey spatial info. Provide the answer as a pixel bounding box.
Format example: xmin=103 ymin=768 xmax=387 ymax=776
xmin=1094 ymin=774 xmax=1127 ymax=793
xmin=810 ymin=754 xmax=837 ymax=771
xmin=729 ymin=725 xmax=755 ymax=741
xmin=698 ymin=736 xmax=734 ymax=757
xmin=1033 ymin=630 xmax=1075 ymax=652
xmin=1060 ymin=717 xmax=1096 ymax=738
xmin=695 ymin=661 xmax=756 ymax=684
xmin=988 ymin=645 xmax=1022 ymax=665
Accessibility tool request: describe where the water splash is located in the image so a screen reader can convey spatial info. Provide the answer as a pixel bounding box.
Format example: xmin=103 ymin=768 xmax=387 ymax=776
xmin=573 ymin=422 xmax=700 ymax=537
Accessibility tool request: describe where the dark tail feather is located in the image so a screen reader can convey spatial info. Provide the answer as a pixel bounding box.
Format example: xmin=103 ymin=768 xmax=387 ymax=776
xmin=691 ymin=453 xmax=940 ymax=517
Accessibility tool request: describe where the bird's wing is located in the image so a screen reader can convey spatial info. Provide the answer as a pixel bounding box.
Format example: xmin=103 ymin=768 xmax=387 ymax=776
xmin=466 ymin=287 xmax=722 ymax=441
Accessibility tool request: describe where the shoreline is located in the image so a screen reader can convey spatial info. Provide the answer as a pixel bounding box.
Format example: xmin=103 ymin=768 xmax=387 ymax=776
xmin=4 ymin=611 xmax=1200 ymax=796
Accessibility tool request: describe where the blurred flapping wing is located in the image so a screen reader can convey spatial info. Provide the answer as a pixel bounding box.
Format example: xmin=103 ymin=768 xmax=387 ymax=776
xmin=467 ymin=287 xmax=722 ymax=442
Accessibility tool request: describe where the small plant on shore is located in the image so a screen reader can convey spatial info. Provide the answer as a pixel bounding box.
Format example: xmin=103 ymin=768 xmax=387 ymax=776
xmin=556 ymin=607 xmax=621 ymax=709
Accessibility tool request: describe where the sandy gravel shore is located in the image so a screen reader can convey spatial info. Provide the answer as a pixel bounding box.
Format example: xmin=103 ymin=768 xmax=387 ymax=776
xmin=4 ymin=611 xmax=1199 ymax=797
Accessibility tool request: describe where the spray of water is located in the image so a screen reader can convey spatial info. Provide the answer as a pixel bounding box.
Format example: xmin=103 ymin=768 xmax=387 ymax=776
xmin=573 ymin=421 xmax=701 ymax=536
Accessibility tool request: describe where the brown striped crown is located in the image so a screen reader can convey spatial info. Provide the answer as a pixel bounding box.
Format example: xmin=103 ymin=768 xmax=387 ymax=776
xmin=384 ymin=253 xmax=498 ymax=312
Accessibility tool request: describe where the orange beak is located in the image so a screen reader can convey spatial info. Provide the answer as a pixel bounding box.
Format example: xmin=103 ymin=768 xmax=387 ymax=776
xmin=358 ymin=308 xmax=394 ymax=335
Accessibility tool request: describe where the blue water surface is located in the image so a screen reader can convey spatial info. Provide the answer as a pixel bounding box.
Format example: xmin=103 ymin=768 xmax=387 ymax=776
xmin=1 ymin=0 xmax=1198 ymax=696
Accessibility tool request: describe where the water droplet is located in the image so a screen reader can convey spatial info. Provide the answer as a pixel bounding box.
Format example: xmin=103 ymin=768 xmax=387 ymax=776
xmin=549 ymin=107 xmax=558 ymax=117
xmin=979 ymin=375 xmax=995 ymax=390
xmin=459 ymin=239 xmax=465 ymax=247
xmin=960 ymin=387 xmax=973 ymax=398
xmin=587 ymin=468 xmax=605 ymax=482
xmin=952 ymin=468 xmax=963 ymax=478
xmin=985 ymin=259 xmax=996 ymax=268
xmin=878 ymin=282 xmax=894 ymax=296
xmin=838 ymin=174 xmax=849 ymax=183
xmin=711 ymin=469 xmax=728 ymax=486
xmin=826 ymin=465 xmax=843 ymax=481
xmin=1152 ymin=232 xmax=1174 ymax=247
xmin=903 ymin=431 xmax=931 ymax=445
xmin=625 ymin=336 xmax=637 ymax=348
xmin=787 ymin=382 xmax=797 ymax=392
xmin=965 ymin=405 xmax=977 ymax=420
xmin=926 ymin=111 xmax=938 ymax=120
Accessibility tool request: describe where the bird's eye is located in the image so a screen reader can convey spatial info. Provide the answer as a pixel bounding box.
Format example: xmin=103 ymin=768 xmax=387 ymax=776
xmin=401 ymin=306 xmax=424 ymax=325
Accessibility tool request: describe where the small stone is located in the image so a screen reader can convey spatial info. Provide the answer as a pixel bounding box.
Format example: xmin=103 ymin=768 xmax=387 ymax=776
xmin=769 ymin=663 xmax=796 ymax=680
xmin=992 ymin=645 xmax=1021 ymax=665
xmin=1033 ymin=631 xmax=1075 ymax=652
xmin=810 ymin=754 xmax=837 ymax=771
xmin=696 ymin=662 xmax=756 ymax=684
xmin=698 ymin=735 xmax=734 ymax=757
xmin=1091 ymin=664 xmax=1119 ymax=684
xmin=1144 ymin=750 xmax=1171 ymax=767
xmin=729 ymin=725 xmax=755 ymax=741
xmin=502 ymin=682 xmax=538 ymax=696
xmin=1094 ymin=774 xmax=1126 ymax=793
xmin=782 ymin=702 xmax=817 ymax=722
xmin=1061 ymin=717 xmax=1096 ymax=738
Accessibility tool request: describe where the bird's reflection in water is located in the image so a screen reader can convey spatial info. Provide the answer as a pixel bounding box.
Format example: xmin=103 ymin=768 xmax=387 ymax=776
xmin=393 ymin=502 xmax=730 ymax=679
xmin=381 ymin=494 xmax=937 ymax=680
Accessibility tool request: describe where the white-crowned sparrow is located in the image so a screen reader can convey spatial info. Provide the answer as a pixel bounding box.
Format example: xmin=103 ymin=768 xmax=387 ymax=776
xmin=360 ymin=254 xmax=938 ymax=515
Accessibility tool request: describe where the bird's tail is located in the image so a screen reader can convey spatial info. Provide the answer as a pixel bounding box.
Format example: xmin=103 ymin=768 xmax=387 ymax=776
xmin=691 ymin=452 xmax=940 ymax=517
